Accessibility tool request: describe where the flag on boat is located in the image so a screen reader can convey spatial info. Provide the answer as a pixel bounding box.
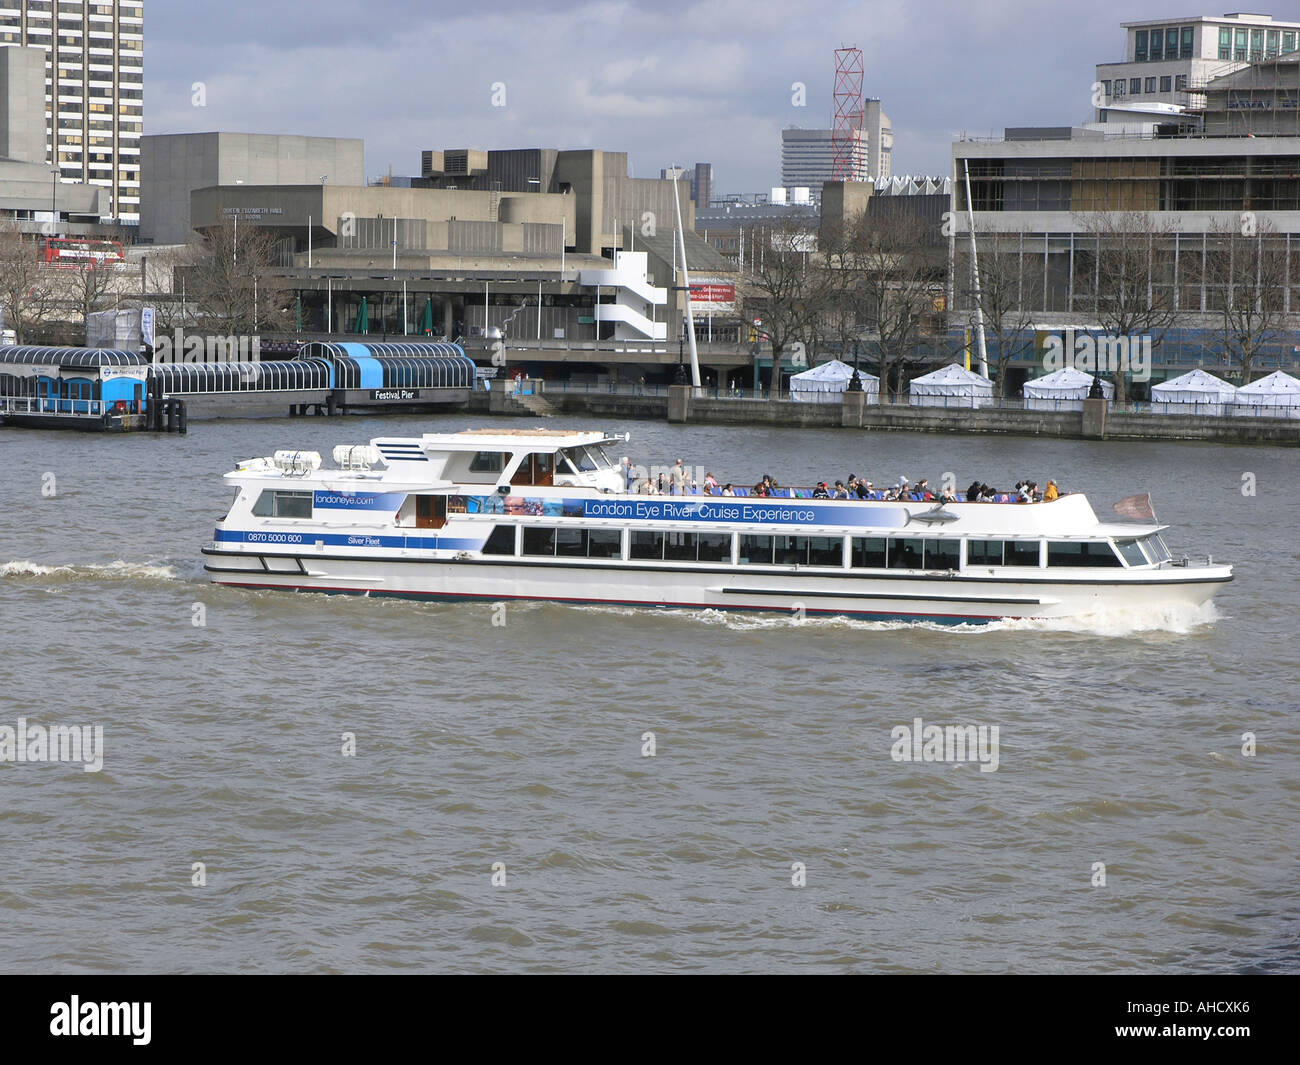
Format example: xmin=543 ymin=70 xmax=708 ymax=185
xmin=1112 ymin=493 xmax=1157 ymax=522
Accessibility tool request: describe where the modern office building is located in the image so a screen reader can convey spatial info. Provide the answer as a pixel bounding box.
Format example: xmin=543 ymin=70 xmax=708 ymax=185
xmin=951 ymin=80 xmax=1300 ymax=384
xmin=782 ymin=127 xmax=868 ymax=190
xmin=140 ymin=132 xmax=366 ymax=244
xmin=0 ymin=0 xmax=143 ymax=225
xmin=1095 ymin=11 xmax=1300 ymax=115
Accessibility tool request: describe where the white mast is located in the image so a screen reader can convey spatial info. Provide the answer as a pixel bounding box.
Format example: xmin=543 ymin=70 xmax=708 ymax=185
xmin=670 ymin=167 xmax=701 ymax=388
xmin=963 ymin=158 xmax=990 ymax=379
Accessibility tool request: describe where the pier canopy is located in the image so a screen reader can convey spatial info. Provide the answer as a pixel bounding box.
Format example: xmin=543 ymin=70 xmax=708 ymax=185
xmin=300 ymin=342 xmax=475 ymax=390
xmin=0 ymin=346 xmax=148 ymax=368
xmin=151 ymin=359 xmax=335 ymax=394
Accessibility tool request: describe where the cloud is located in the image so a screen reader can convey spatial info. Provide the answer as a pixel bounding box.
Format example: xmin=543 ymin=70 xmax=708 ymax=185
xmin=144 ymin=0 xmax=1163 ymax=193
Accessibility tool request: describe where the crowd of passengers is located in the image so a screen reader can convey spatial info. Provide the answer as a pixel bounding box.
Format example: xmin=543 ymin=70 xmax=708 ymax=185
xmin=625 ymin=458 xmax=1059 ymax=504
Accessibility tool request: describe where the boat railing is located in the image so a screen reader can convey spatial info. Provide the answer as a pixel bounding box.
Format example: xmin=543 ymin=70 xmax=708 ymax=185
xmin=623 ymin=484 xmax=1042 ymax=504
xmin=0 ymin=395 xmax=111 ymax=417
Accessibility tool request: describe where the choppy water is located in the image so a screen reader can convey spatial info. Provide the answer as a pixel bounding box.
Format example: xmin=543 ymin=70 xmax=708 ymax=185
xmin=1 ymin=413 xmax=1296 ymax=973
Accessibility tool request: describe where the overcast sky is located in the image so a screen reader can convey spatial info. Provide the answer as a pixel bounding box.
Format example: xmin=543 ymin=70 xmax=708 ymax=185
xmin=146 ymin=0 xmax=1171 ymax=193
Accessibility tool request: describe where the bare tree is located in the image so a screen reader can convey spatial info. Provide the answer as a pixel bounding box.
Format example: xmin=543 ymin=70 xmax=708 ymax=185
xmin=956 ymin=228 xmax=1037 ymax=397
xmin=62 ymin=254 xmax=121 ymax=327
xmin=186 ymin=219 xmax=294 ymax=335
xmin=1076 ymin=211 xmax=1179 ymax=405
xmin=0 ymin=222 xmax=55 ymax=342
xmin=739 ymin=218 xmax=823 ymax=391
xmin=1203 ymin=217 xmax=1291 ymax=383
xmin=848 ymin=210 xmax=941 ymax=400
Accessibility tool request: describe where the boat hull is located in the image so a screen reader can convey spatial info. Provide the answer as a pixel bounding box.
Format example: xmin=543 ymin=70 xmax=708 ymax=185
xmin=203 ymin=551 xmax=1231 ymax=623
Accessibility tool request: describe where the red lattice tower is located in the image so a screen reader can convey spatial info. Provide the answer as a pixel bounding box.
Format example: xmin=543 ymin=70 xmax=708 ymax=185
xmin=832 ymin=46 xmax=864 ymax=181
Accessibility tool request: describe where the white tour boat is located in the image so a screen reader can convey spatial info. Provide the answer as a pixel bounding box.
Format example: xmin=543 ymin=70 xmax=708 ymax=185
xmin=201 ymin=428 xmax=1232 ymax=624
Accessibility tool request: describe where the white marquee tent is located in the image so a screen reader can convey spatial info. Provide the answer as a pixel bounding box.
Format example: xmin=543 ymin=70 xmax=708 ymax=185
xmin=1022 ymin=366 xmax=1114 ymax=411
xmin=789 ymin=359 xmax=879 ymax=403
xmin=1231 ymin=369 xmax=1300 ymax=419
xmin=1150 ymin=368 xmax=1237 ymax=416
xmin=908 ymin=363 xmax=994 ymax=408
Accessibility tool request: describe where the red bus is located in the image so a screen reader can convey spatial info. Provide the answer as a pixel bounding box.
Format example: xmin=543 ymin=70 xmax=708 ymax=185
xmin=43 ymin=237 xmax=126 ymax=267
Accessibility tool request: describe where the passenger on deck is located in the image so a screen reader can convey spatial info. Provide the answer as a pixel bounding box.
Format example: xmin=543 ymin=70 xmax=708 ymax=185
xmin=916 ymin=478 xmax=932 ymax=500
xmin=832 ymin=480 xmax=850 ymax=499
xmin=670 ymin=459 xmax=686 ymax=495
xmin=978 ymin=483 xmax=996 ymax=502
xmin=640 ymin=475 xmax=659 ymax=495
xmin=1018 ymin=481 xmax=1033 ymax=503
xmin=753 ymin=479 xmax=769 ymax=498
xmin=939 ymin=485 xmax=958 ymax=503
xmin=657 ymin=472 xmax=669 ymax=494
xmin=1044 ymin=479 xmax=1059 ymax=502
xmin=703 ymin=472 xmax=719 ymax=495
xmin=721 ymin=483 xmax=734 ymax=496
xmin=812 ymin=482 xmax=830 ymax=499
xmin=967 ymin=480 xmax=982 ymax=502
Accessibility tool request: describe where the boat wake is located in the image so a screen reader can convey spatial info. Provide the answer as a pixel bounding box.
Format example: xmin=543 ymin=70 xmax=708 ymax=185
xmin=0 ymin=559 xmax=183 ymax=583
xmin=572 ymin=600 xmax=1223 ymax=636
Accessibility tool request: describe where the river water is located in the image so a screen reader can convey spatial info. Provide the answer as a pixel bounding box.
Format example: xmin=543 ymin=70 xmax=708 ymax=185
xmin=0 ymin=412 xmax=1296 ymax=973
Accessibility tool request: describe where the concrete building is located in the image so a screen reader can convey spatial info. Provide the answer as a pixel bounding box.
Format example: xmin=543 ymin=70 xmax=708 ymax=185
xmin=0 ymin=0 xmax=143 ymax=224
xmin=1096 ymin=12 xmax=1300 ymax=115
xmin=0 ymin=45 xmax=102 ymax=231
xmin=662 ymin=162 xmax=712 ymax=208
xmin=422 ymin=146 xmax=693 ymax=259
xmin=862 ymin=100 xmax=892 ymax=182
xmin=140 ymin=132 xmax=366 ymax=245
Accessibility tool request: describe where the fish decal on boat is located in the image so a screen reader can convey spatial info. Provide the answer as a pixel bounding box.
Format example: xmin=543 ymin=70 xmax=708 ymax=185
xmin=905 ymin=504 xmax=959 ymax=526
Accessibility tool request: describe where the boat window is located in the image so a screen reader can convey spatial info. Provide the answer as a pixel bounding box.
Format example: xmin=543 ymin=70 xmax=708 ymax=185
xmin=481 ymin=525 xmax=517 ymax=555
xmin=966 ymin=539 xmax=1004 ymax=566
xmin=630 ymin=530 xmax=665 ymax=560
xmin=1114 ymin=539 xmax=1148 ymax=567
xmin=468 ymin=451 xmax=506 ymax=473
xmin=555 ymin=528 xmax=586 ymax=557
xmin=560 ymin=446 xmax=599 ymax=473
xmin=924 ymin=539 xmax=960 ymax=571
xmin=1144 ymin=534 xmax=1172 ymax=563
xmin=1048 ymin=541 xmax=1122 ymax=567
xmin=808 ymin=536 xmax=843 ymax=566
xmin=697 ymin=531 xmax=731 ymax=563
xmin=774 ymin=536 xmax=843 ymax=566
xmin=250 ymin=490 xmax=313 ymax=519
xmin=887 ymin=538 xmax=925 ymax=569
xmin=587 ymin=445 xmax=614 ymax=469
xmin=522 ymin=527 xmax=556 ymax=555
xmin=558 ymin=452 xmax=582 ymax=475
xmin=587 ymin=529 xmax=622 ymax=558
xmin=738 ymin=534 xmax=774 ymax=564
xmin=1005 ymin=540 xmax=1042 ymax=566
xmin=664 ymin=532 xmax=698 ymax=560
xmin=851 ymin=537 xmax=887 ymax=568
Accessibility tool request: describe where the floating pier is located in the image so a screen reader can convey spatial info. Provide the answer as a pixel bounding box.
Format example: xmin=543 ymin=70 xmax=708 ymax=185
xmin=0 ymin=341 xmax=477 ymax=432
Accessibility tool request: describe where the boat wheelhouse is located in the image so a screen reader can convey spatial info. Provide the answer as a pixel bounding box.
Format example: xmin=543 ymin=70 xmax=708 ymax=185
xmin=202 ymin=429 xmax=1232 ymax=623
